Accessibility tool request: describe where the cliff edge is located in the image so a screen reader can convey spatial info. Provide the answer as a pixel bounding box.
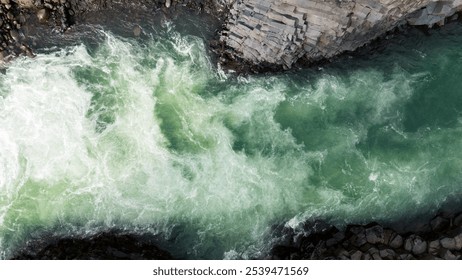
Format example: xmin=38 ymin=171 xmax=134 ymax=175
xmin=220 ymin=0 xmax=462 ymax=69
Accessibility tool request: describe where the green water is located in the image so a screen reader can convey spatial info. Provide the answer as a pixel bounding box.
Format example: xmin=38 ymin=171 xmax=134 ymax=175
xmin=1 ymin=23 xmax=462 ymax=259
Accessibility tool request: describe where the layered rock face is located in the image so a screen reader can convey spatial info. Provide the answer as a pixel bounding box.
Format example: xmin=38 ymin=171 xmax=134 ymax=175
xmin=220 ymin=0 xmax=462 ymax=69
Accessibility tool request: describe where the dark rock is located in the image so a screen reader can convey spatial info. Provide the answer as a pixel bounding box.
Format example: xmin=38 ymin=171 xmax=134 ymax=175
xmin=383 ymin=229 xmax=394 ymax=245
xmin=412 ymin=238 xmax=427 ymax=255
xmin=428 ymin=240 xmax=441 ymax=255
xmin=440 ymin=237 xmax=457 ymax=250
xmin=453 ymin=213 xmax=462 ymax=226
xmin=365 ymin=225 xmax=384 ymax=244
xmin=11 ymin=231 xmax=173 ymax=260
xmin=389 ymin=233 xmax=403 ymax=249
xmin=362 ymin=253 xmax=371 ymax=260
xmin=430 ymin=216 xmax=450 ymax=232
xmin=37 ymin=9 xmax=49 ymax=23
xmin=439 ymin=249 xmax=459 ymax=260
xmin=379 ymin=249 xmax=395 ymax=260
xmin=325 ymin=238 xmax=339 ymax=247
xmin=350 ymin=250 xmax=362 ymax=260
xmin=399 ymin=254 xmax=416 ymax=260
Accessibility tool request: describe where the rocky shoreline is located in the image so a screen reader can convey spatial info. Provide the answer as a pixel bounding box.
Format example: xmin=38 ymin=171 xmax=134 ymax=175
xmin=270 ymin=211 xmax=462 ymax=260
xmin=3 ymin=1 xmax=462 ymax=71
xmin=9 ymin=210 xmax=462 ymax=260
xmin=11 ymin=230 xmax=173 ymax=260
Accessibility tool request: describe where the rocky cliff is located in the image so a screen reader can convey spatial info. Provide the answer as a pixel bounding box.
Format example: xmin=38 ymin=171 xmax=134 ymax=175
xmin=220 ymin=0 xmax=462 ymax=69
xmin=1 ymin=0 xmax=462 ymax=68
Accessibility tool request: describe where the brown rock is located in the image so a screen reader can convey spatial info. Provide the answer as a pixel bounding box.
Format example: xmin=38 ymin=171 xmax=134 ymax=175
xmin=37 ymin=9 xmax=49 ymax=23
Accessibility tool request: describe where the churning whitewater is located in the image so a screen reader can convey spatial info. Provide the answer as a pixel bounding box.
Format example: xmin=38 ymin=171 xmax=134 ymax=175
xmin=1 ymin=23 xmax=462 ymax=259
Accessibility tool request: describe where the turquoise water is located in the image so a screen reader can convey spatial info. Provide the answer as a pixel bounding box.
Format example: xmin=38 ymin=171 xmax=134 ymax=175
xmin=1 ymin=23 xmax=462 ymax=259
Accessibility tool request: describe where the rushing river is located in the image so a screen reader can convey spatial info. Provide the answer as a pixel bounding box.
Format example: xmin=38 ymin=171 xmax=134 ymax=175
xmin=1 ymin=20 xmax=462 ymax=259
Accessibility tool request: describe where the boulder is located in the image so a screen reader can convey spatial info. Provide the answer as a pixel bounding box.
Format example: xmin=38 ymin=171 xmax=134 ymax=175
xmin=430 ymin=216 xmax=450 ymax=232
xmin=365 ymin=225 xmax=384 ymax=244
xmin=389 ymin=233 xmax=404 ymax=249
xmin=350 ymin=250 xmax=362 ymax=260
xmin=440 ymin=237 xmax=457 ymax=250
xmin=428 ymin=240 xmax=441 ymax=255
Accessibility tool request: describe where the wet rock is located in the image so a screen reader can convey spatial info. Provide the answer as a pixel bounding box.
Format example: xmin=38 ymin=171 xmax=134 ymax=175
xmin=430 ymin=216 xmax=450 ymax=232
xmin=365 ymin=225 xmax=384 ymax=244
xmin=453 ymin=213 xmax=462 ymax=226
xmin=9 ymin=30 xmax=19 ymax=42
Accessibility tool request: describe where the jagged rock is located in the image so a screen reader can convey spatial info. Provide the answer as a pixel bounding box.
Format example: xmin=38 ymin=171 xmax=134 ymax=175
xmin=412 ymin=238 xmax=427 ymax=255
xmin=362 ymin=253 xmax=372 ymax=260
xmin=454 ymin=213 xmax=462 ymax=226
xmin=220 ymin=0 xmax=462 ymax=69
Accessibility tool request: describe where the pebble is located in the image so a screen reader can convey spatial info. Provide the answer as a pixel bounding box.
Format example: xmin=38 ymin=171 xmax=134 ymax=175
xmin=133 ymin=25 xmax=141 ymax=37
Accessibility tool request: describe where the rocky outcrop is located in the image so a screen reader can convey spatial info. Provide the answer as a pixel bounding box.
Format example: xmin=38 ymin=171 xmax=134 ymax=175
xmin=220 ymin=0 xmax=462 ymax=69
xmin=270 ymin=212 xmax=462 ymax=260
xmin=2 ymin=1 xmax=462 ymax=69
